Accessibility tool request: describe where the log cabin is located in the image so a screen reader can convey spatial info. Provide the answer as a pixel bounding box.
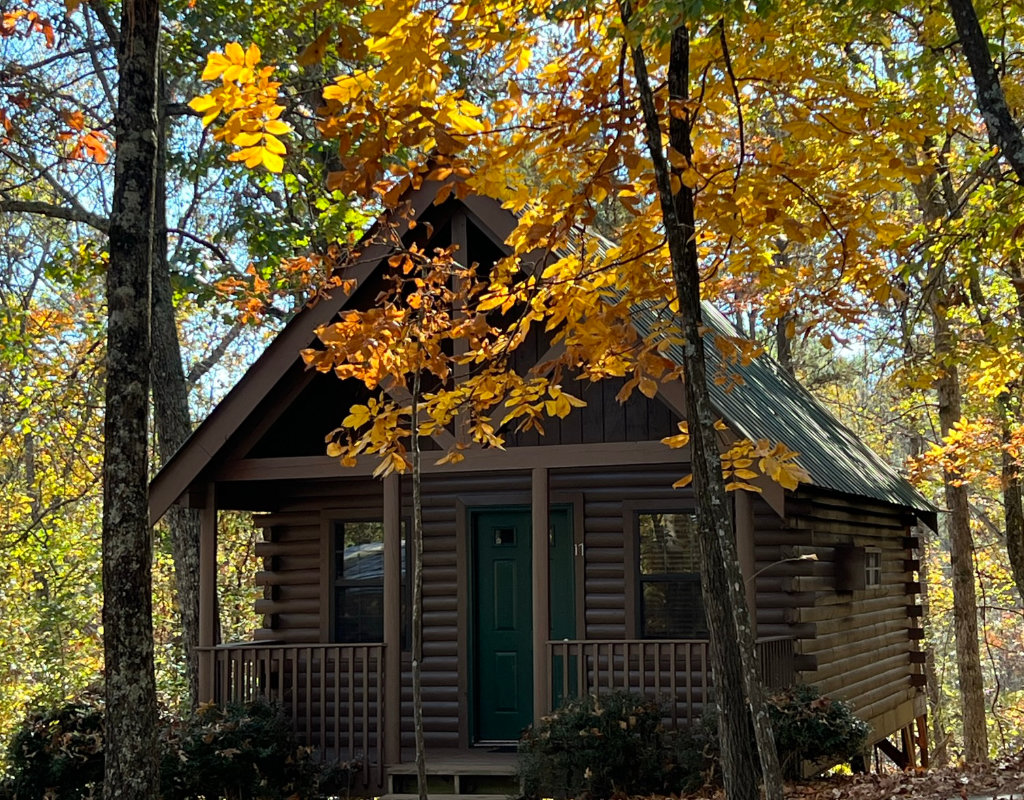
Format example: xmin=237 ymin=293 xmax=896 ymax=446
xmin=149 ymin=183 xmax=935 ymax=794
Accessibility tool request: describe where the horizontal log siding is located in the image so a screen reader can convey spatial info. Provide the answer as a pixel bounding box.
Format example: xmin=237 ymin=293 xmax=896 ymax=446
xmin=550 ymin=465 xmax=694 ymax=639
xmin=779 ymin=490 xmax=923 ymax=743
xmin=253 ymin=479 xmax=384 ymax=643
xmin=399 ymin=471 xmax=533 ymax=750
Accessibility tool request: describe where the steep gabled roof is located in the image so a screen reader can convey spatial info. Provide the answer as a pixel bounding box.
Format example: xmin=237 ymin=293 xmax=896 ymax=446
xmin=150 ymin=186 xmax=934 ymax=526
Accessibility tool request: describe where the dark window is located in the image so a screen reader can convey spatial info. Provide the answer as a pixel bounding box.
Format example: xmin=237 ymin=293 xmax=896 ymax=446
xmin=638 ymin=512 xmax=708 ymax=639
xmin=865 ymin=549 xmax=882 ymax=587
xmin=333 ymin=520 xmax=407 ymax=644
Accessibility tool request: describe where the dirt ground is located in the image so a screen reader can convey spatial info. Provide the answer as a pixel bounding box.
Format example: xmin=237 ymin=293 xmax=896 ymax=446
xmin=680 ymin=752 xmax=1024 ymax=799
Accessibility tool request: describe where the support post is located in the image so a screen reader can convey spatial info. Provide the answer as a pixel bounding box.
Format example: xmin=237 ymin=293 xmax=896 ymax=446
xmin=532 ymin=467 xmax=550 ymax=723
xmin=735 ymin=491 xmax=757 ymax=636
xmin=383 ymin=475 xmax=402 ymax=766
xmin=198 ymin=485 xmax=217 ymax=703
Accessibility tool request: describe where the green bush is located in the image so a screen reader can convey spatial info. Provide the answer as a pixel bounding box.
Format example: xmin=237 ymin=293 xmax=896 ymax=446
xmin=767 ymin=685 xmax=870 ymax=777
xmin=159 ymin=700 xmax=322 ymax=800
xmin=517 ymin=692 xmax=712 ymax=799
xmin=1 ymin=696 xmax=359 ymax=800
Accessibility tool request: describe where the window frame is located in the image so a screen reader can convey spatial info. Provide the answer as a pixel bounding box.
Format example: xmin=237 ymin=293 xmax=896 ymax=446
xmin=625 ymin=504 xmax=710 ymax=641
xmin=324 ymin=515 xmax=409 ymax=647
xmin=864 ymin=547 xmax=882 ymax=588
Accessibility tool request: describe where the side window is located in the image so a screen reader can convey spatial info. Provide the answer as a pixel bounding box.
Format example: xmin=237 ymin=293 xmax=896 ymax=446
xmin=865 ymin=548 xmax=882 ymax=587
xmin=637 ymin=512 xmax=708 ymax=639
xmin=333 ymin=520 xmax=407 ymax=644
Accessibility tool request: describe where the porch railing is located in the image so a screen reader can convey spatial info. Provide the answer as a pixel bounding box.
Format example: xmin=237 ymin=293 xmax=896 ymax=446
xmin=546 ymin=637 xmax=794 ymax=726
xmin=200 ymin=642 xmax=384 ymax=787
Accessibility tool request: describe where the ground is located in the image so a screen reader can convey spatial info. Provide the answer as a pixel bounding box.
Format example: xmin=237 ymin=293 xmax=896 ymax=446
xmin=682 ymin=752 xmax=1024 ymax=800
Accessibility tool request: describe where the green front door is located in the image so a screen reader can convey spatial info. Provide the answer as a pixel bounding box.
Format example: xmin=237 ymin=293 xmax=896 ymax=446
xmin=472 ymin=507 xmax=574 ymax=742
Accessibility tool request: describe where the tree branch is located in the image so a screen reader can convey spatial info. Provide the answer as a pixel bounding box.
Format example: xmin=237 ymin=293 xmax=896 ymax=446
xmin=0 ymin=199 xmax=109 ymax=232
xmin=946 ymin=0 xmax=1024 ymax=180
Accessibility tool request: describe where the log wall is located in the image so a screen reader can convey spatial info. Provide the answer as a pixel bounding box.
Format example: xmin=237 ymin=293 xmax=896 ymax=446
xmin=247 ymin=466 xmax=925 ymax=752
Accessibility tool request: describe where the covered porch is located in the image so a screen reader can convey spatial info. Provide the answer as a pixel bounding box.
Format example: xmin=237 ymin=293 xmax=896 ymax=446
xmin=200 ymin=636 xmax=795 ymax=793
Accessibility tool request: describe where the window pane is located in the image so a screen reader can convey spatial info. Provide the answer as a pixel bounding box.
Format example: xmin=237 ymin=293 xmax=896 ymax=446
xmin=335 ymin=585 xmax=384 ymax=642
xmin=336 ymin=521 xmax=385 ymax=580
xmin=642 ymin=578 xmax=707 ymax=638
xmin=639 ymin=513 xmax=700 ymax=575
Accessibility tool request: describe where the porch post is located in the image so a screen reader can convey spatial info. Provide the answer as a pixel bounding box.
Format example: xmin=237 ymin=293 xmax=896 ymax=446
xmin=735 ymin=490 xmax=757 ymax=636
xmin=532 ymin=467 xmax=550 ymax=722
xmin=382 ymin=475 xmax=402 ymax=765
xmin=198 ymin=484 xmax=217 ymax=703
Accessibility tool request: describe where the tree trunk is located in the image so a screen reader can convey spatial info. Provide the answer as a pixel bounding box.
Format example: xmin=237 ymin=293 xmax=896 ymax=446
xmin=623 ymin=12 xmax=782 ymax=800
xmin=918 ymin=534 xmax=950 ymax=766
xmin=410 ymin=368 xmax=427 ymax=800
xmin=151 ymin=68 xmax=201 ymax=705
xmin=102 ymin=0 xmax=160 ymax=797
xmin=945 ymin=0 xmax=1024 ymax=181
xmin=931 ymin=301 xmax=989 ymax=762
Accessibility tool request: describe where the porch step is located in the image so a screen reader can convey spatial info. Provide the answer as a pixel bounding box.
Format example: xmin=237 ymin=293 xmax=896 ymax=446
xmin=385 ymin=751 xmax=519 ymax=797
xmin=381 ymin=795 xmax=513 ymax=800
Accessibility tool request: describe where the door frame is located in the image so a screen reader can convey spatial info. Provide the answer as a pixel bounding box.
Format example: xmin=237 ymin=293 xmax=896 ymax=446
xmin=455 ymin=490 xmax=583 ymax=747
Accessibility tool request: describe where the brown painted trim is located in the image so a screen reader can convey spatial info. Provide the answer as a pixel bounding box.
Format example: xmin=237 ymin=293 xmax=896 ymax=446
xmin=531 ymin=467 xmax=550 ymax=724
xmin=198 ymin=485 xmax=217 ymax=702
xmin=382 ymin=476 xmax=402 ymax=766
xmin=216 ymin=441 xmax=694 ymax=482
xmin=735 ymin=490 xmax=757 ymax=635
xmin=318 ymin=515 xmax=332 ymax=643
xmin=622 ymin=498 xmax=703 ymax=640
xmin=551 ymin=490 xmax=586 ymax=640
xmin=454 ymin=498 xmax=469 ymax=750
xmin=148 ymin=180 xmax=453 ymax=525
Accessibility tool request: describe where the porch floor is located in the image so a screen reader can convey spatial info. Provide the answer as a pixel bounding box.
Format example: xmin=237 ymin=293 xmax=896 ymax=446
xmin=385 ymin=748 xmax=519 ymax=798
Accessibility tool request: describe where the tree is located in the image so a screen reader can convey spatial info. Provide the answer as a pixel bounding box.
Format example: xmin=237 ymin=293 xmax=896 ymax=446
xmin=101 ymin=0 xmax=160 ymax=795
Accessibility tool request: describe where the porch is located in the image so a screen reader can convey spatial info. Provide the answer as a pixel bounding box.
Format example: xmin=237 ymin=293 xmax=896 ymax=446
xmin=201 ymin=636 xmax=795 ymax=794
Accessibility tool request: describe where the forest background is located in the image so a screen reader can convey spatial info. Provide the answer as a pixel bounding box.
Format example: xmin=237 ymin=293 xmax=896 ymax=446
xmin=1 ymin=0 xmax=1024 ymax=776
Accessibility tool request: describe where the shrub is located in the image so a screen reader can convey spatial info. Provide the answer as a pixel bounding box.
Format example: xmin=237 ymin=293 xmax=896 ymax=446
xmin=2 ymin=695 xmax=358 ymax=800
xmin=159 ymin=699 xmax=321 ymax=800
xmin=517 ymin=692 xmax=711 ymax=799
xmin=2 ymin=693 xmax=105 ymax=800
xmin=767 ymin=685 xmax=870 ymax=777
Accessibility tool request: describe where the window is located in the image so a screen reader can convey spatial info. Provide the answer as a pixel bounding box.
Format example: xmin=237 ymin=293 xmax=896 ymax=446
xmin=865 ymin=548 xmax=882 ymax=587
xmin=332 ymin=520 xmax=407 ymax=643
xmin=637 ymin=512 xmax=708 ymax=639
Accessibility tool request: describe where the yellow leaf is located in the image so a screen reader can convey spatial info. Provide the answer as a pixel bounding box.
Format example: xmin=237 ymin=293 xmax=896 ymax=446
xmin=225 ymin=42 xmax=246 ymax=65
xmin=200 ymin=52 xmax=230 ymax=81
xmin=245 ymin=43 xmax=262 ymax=67
xmin=261 ymin=148 xmax=284 ymax=172
xmin=516 ymin=47 xmax=531 ymax=73
xmin=264 ymin=119 xmax=292 ymax=135
xmin=232 ymin=131 xmax=263 ymax=147
xmin=326 ymin=442 xmax=343 ymax=457
xmin=672 ymin=474 xmax=693 ymax=488
xmin=264 ymin=133 xmax=287 ymax=154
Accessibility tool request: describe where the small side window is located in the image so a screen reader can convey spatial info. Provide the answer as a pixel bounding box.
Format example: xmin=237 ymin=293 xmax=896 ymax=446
xmin=865 ymin=548 xmax=882 ymax=587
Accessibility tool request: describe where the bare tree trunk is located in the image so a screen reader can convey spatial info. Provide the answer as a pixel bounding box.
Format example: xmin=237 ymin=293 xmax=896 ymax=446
xmin=931 ymin=301 xmax=989 ymax=762
xmin=410 ymin=368 xmax=427 ymax=800
xmin=151 ymin=69 xmax=201 ymax=705
xmin=918 ymin=535 xmax=950 ymax=766
xmin=102 ymin=0 xmax=160 ymax=796
xmin=622 ymin=11 xmax=782 ymax=800
xmin=945 ymin=0 xmax=1024 ymax=181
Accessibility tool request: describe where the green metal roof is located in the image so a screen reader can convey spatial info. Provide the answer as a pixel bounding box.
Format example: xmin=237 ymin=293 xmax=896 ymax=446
xmin=634 ymin=301 xmax=935 ymax=518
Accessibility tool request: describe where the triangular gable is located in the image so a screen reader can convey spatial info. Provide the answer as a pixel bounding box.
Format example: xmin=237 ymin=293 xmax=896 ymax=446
xmin=149 ymin=180 xmax=470 ymax=523
xmin=151 ymin=183 xmax=934 ymax=526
